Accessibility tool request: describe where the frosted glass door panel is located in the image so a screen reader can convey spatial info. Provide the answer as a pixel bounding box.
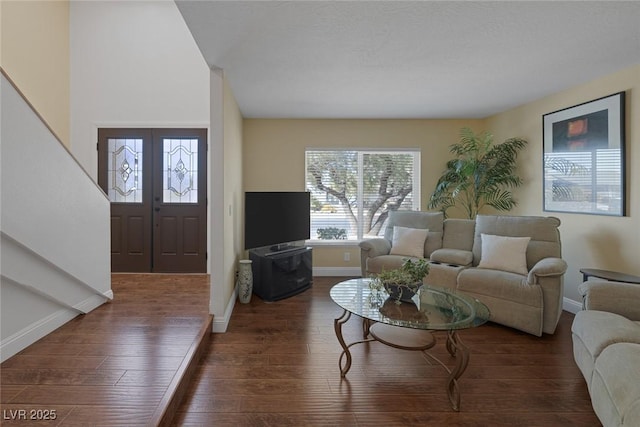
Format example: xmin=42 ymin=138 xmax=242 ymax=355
xmin=163 ymin=138 xmax=198 ymax=203
xmin=107 ymin=138 xmax=143 ymax=203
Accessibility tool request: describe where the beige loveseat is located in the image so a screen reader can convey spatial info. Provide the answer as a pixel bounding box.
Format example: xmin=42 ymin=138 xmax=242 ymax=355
xmin=359 ymin=211 xmax=567 ymax=336
xmin=572 ymin=280 xmax=640 ymax=426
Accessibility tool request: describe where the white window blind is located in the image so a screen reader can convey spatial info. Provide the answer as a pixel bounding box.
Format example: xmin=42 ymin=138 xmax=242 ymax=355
xmin=306 ymin=149 xmax=420 ymax=241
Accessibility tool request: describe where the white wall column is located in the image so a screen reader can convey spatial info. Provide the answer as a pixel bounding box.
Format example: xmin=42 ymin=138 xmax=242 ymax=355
xmin=209 ymin=68 xmax=230 ymax=330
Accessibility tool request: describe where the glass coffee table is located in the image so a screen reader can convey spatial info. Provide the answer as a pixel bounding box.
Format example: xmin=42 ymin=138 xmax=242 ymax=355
xmin=330 ymin=277 xmax=490 ymax=411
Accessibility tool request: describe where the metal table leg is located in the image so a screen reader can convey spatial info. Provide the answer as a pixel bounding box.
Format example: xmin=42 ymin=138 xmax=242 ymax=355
xmin=335 ymin=314 xmax=471 ymax=412
xmin=334 ymin=310 xmax=376 ymax=377
xmin=334 ymin=309 xmax=352 ymax=377
xmin=444 ymin=330 xmax=470 ymax=411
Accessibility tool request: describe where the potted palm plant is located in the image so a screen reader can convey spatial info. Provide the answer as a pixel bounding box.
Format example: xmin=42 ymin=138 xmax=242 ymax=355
xmin=369 ymin=258 xmax=430 ymax=303
xmin=428 ymin=127 xmax=527 ymax=219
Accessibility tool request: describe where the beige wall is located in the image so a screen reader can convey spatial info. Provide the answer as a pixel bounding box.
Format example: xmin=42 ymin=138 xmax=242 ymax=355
xmin=1 ymin=0 xmax=70 ymax=146
xmin=224 ymin=75 xmax=245 ymax=295
xmin=487 ymin=64 xmax=640 ymax=302
xmin=243 ymin=119 xmax=484 ymax=268
xmin=243 ymin=65 xmax=639 ymax=305
xmin=209 ymin=69 xmax=244 ymax=328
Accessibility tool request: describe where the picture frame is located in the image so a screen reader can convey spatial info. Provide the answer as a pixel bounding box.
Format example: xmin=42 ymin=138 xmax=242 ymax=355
xmin=543 ymin=91 xmax=626 ymax=216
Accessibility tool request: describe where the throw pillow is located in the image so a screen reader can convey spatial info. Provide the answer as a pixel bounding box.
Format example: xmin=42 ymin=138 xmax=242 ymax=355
xmin=478 ymin=233 xmax=530 ymax=275
xmin=389 ymin=226 xmax=428 ymax=258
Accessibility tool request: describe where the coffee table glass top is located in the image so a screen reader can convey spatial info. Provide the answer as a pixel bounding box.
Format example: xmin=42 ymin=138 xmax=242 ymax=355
xmin=330 ymin=278 xmax=490 ymax=331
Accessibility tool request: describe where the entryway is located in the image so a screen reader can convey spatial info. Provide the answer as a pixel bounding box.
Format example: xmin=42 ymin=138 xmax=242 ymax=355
xmin=98 ymin=128 xmax=207 ymax=273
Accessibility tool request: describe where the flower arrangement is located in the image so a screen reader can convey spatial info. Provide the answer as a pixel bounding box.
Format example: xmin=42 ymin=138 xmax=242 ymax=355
xmin=369 ymin=258 xmax=430 ymax=303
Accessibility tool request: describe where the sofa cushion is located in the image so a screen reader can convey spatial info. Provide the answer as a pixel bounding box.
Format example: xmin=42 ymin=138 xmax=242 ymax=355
xmin=590 ymin=343 xmax=640 ymax=427
xmin=442 ymin=218 xmax=475 ymax=251
xmin=384 ymin=211 xmax=443 ymax=257
xmin=472 ymin=215 xmax=561 ymax=269
xmin=389 ymin=226 xmax=428 ymax=258
xmin=430 ymin=248 xmax=473 ymax=266
xmin=478 ymin=234 xmax=530 ymax=275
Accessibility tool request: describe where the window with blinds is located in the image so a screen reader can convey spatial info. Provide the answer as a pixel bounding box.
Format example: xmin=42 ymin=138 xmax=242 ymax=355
xmin=306 ymin=149 xmax=420 ymax=241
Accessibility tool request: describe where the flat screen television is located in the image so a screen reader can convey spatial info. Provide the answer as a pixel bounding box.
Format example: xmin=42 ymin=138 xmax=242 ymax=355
xmin=244 ymin=191 xmax=311 ymax=251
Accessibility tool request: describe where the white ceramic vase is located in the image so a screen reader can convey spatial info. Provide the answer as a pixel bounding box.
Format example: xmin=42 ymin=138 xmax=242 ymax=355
xmin=237 ymin=259 xmax=253 ymax=303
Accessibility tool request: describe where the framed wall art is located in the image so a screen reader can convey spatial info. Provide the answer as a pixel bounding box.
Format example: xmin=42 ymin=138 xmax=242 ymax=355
xmin=543 ymin=91 xmax=626 ymax=216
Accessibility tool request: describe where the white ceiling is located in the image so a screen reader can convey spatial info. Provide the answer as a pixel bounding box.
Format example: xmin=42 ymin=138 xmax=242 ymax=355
xmin=176 ymin=1 xmax=640 ymax=119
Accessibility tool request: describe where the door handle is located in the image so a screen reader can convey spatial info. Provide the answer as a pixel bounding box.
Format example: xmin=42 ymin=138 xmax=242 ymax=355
xmin=154 ymin=207 xmax=160 ymax=212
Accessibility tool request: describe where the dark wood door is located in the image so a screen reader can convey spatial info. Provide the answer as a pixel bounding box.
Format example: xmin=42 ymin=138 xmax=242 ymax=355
xmin=98 ymin=129 xmax=153 ymax=272
xmin=98 ymin=128 xmax=207 ymax=273
xmin=151 ymin=128 xmax=207 ymax=272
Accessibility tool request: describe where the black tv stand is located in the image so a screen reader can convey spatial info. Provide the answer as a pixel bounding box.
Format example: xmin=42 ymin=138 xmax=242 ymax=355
xmin=249 ymin=246 xmax=312 ymax=302
xmin=270 ymin=243 xmax=293 ymax=251
xmin=265 ymin=245 xmax=302 ymax=256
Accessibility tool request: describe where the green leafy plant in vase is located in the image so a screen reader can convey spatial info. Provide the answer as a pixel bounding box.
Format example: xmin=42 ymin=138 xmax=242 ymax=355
xmin=369 ymin=258 xmax=430 ymax=303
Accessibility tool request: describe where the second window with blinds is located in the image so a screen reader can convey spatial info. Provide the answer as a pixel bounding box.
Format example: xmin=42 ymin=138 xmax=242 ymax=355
xmin=305 ymin=149 xmax=421 ymax=242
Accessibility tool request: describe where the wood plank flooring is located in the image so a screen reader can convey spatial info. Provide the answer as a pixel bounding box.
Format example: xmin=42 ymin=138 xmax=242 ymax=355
xmin=0 ymin=274 xmax=211 ymax=426
xmin=173 ymin=277 xmax=601 ymax=427
xmin=2 ymin=275 xmax=600 ymax=426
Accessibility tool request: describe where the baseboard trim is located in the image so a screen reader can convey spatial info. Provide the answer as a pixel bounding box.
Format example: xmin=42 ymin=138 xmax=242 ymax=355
xmin=74 ymin=291 xmax=113 ymax=313
xmin=563 ymin=297 xmax=582 ymax=314
xmin=313 ymin=267 xmax=361 ymax=277
xmin=211 ymin=286 xmax=236 ymax=333
xmin=0 ymin=291 xmax=112 ymax=362
xmin=1 ymin=308 xmax=77 ymax=363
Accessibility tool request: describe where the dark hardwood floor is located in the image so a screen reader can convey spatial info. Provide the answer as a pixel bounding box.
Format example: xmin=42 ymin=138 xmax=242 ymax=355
xmin=173 ymin=277 xmax=600 ymax=427
xmin=0 ymin=274 xmax=211 ymax=426
xmin=1 ymin=275 xmax=600 ymax=426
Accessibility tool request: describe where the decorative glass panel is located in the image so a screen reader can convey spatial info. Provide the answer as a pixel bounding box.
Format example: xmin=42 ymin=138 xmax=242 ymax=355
xmin=163 ymin=138 xmax=198 ymax=203
xmin=107 ymin=138 xmax=143 ymax=203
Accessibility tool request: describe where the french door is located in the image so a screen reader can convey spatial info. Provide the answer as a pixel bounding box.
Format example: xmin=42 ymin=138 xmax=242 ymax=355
xmin=98 ymin=128 xmax=207 ymax=273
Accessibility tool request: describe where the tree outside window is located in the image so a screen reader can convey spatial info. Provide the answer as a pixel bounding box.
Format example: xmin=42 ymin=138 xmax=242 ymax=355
xmin=306 ymin=149 xmax=420 ymax=241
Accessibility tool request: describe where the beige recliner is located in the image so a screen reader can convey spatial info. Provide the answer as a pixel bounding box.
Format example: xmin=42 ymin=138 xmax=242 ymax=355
xmin=572 ymin=280 xmax=640 ymax=426
xmin=453 ymin=215 xmax=567 ymax=336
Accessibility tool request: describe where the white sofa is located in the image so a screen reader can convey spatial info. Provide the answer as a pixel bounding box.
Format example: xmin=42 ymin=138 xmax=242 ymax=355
xmin=572 ymin=280 xmax=640 ymax=426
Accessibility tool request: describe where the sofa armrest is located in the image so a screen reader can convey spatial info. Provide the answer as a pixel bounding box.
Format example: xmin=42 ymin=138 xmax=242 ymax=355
xmin=526 ymin=257 xmax=567 ymax=285
xmin=429 ymin=248 xmax=473 ymax=267
xmin=359 ymin=238 xmax=391 ymax=258
xmin=579 ymin=280 xmax=640 ymax=321
xmin=359 ymin=238 xmax=392 ymax=277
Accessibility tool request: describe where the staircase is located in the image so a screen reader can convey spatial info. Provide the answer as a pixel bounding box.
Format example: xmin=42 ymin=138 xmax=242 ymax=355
xmin=0 ymin=70 xmax=112 ymax=362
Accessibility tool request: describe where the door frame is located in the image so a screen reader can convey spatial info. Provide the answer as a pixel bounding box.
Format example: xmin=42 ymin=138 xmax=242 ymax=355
xmin=97 ymin=127 xmax=208 ymax=273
